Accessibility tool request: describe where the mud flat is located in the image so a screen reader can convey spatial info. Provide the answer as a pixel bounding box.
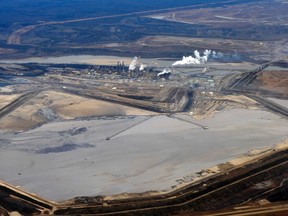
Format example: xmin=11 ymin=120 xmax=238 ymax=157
xmin=0 ymin=109 xmax=287 ymax=201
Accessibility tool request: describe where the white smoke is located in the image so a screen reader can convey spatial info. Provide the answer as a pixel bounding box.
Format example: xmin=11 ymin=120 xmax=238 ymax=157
xmin=172 ymin=50 xmax=224 ymax=66
xmin=139 ymin=64 xmax=147 ymax=71
xmin=212 ymin=50 xmax=224 ymax=59
xmin=129 ymin=57 xmax=138 ymax=71
xmin=157 ymin=68 xmax=171 ymax=77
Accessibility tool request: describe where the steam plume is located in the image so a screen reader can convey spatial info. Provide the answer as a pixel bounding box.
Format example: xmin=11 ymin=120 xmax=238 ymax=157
xmin=172 ymin=50 xmax=224 ymax=66
xmin=157 ymin=68 xmax=171 ymax=76
xmin=129 ymin=57 xmax=138 ymax=71
xmin=139 ymin=64 xmax=146 ymax=71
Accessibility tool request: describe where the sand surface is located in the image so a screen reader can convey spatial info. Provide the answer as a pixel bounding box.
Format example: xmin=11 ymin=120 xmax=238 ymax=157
xmin=0 ymin=55 xmax=171 ymax=67
xmin=0 ymin=94 xmax=20 ymax=109
xmin=0 ymin=91 xmax=155 ymax=131
xmin=0 ymin=109 xmax=287 ymax=201
xmin=268 ymin=97 xmax=288 ymax=108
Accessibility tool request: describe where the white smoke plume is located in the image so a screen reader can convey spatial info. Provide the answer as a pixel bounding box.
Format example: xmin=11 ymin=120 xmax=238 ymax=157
xmin=139 ymin=64 xmax=147 ymax=71
xmin=157 ymin=68 xmax=171 ymax=76
xmin=212 ymin=50 xmax=224 ymax=59
xmin=172 ymin=50 xmax=224 ymax=66
xmin=129 ymin=57 xmax=138 ymax=71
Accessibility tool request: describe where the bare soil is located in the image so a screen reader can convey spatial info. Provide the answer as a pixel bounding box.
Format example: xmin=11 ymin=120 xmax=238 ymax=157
xmin=253 ymin=71 xmax=288 ymax=95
